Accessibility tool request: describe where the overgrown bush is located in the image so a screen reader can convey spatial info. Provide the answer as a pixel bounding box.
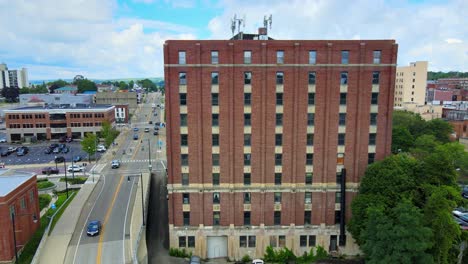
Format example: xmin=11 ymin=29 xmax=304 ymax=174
xmin=296 ymin=246 xmax=328 ymax=263
xmin=169 ymin=248 xmax=191 ymax=258
xmin=60 ymin=177 xmax=87 ymax=184
xmin=39 ymin=194 xmax=51 ymax=210
xmin=241 ymin=254 xmax=252 ymax=263
xmin=263 ymin=245 xmax=328 ymax=264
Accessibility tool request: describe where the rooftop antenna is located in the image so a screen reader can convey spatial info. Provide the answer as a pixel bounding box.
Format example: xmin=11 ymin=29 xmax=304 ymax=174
xmin=264 ymin=14 xmax=272 ymax=30
xmin=231 ymin=14 xmax=245 ymax=36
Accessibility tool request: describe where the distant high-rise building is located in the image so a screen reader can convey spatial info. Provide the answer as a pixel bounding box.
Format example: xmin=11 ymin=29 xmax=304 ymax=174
xmin=394 ymin=61 xmax=428 ymax=107
xmin=164 ymin=30 xmax=398 ymax=260
xmin=0 ymin=63 xmax=29 ymax=89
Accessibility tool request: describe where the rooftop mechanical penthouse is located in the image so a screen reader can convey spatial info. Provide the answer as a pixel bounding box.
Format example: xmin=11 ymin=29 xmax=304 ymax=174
xmin=164 ymin=30 xmax=397 ymax=260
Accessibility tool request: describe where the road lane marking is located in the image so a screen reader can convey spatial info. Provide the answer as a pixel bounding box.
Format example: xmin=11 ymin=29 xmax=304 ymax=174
xmin=122 ymin=177 xmax=135 ymax=263
xmin=96 ymin=175 xmax=125 ymax=264
xmin=72 ymin=174 xmax=107 ymax=264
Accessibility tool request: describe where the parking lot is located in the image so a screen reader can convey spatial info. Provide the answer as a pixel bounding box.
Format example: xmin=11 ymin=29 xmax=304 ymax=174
xmin=0 ymin=141 xmax=102 ymax=166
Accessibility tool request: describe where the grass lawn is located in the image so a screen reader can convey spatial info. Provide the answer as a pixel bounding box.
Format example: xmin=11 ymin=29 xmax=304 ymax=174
xmin=17 ymin=191 xmax=76 ymax=264
xmin=38 ymin=194 xmax=51 ymax=211
xmin=37 ymin=180 xmax=54 ymax=190
xmin=59 ymin=177 xmax=87 ymax=184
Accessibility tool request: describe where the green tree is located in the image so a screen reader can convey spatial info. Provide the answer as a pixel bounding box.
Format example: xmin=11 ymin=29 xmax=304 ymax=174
xmin=129 ymin=80 xmax=134 ymax=89
xmin=81 ymin=133 xmax=98 ymax=159
xmin=76 ymin=79 xmax=97 ymax=93
xmin=1 ymin=87 xmax=20 ymax=102
xmin=424 ymin=119 xmax=453 ymax=143
xmin=410 ymin=135 xmax=440 ymax=159
xmin=361 ymin=201 xmax=433 ymax=264
xmin=391 ymin=126 xmax=415 ymax=153
xmin=393 ymin=110 xmax=427 ymax=138
xmin=99 ymin=121 xmax=119 ymax=147
xmin=118 ymin=81 xmax=128 ymax=90
xmin=48 ymin=79 xmax=68 ymax=93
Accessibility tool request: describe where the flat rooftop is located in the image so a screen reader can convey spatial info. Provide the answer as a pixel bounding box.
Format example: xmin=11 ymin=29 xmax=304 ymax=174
xmin=0 ymin=169 xmax=35 ymax=197
xmin=6 ymin=104 xmax=114 ymax=111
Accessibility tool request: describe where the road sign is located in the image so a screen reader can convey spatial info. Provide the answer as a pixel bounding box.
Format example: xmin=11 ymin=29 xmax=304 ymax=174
xmin=51 ymin=203 xmax=56 ymax=210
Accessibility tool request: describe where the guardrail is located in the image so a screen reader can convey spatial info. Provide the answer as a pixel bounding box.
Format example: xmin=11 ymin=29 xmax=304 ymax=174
xmin=31 ymin=192 xmax=76 ymax=264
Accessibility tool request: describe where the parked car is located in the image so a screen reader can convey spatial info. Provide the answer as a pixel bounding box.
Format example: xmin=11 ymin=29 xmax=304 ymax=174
xmin=49 ymin=143 xmax=59 ymax=149
xmin=7 ymin=147 xmax=17 ymax=153
xmin=133 ymin=134 xmax=139 ymax=140
xmin=66 ymin=137 xmax=73 ymax=143
xmin=52 ymin=147 xmax=61 ymax=154
xmin=462 ymin=186 xmax=468 ymax=199
xmin=44 ymin=148 xmax=52 ymax=154
xmin=73 ymin=155 xmax=82 ymax=162
xmin=144 ymin=128 xmax=150 ymax=132
xmin=111 ymin=160 xmax=120 ymax=169
xmin=154 ymin=126 xmax=159 ymax=131
xmin=153 ymin=131 xmax=159 ymax=136
xmin=58 ymin=144 xmax=66 ymax=149
xmin=133 ymin=127 xmax=139 ymax=131
xmin=0 ymin=138 xmax=6 ymax=143
xmin=252 ymin=260 xmax=264 ymax=264
xmin=42 ymin=167 xmax=59 ymax=175
xmin=86 ymin=220 xmax=102 ymax=236
xmin=148 ymin=120 xmax=153 ymax=124
xmin=97 ymin=145 xmax=106 ymax=152
xmin=59 ymin=136 xmax=67 ymax=143
xmin=61 ymin=147 xmax=70 ymax=153
xmin=1 ymin=150 xmax=10 ymax=156
xmin=189 ymin=256 xmax=201 ymax=264
xmin=55 ymin=156 xmax=65 ymax=163
xmin=16 ymin=147 xmax=29 ymax=156
xmin=67 ymin=165 xmax=84 ymax=172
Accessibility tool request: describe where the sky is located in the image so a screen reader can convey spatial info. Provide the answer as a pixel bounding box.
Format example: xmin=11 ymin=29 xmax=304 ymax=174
xmin=0 ymin=0 xmax=466 ymax=80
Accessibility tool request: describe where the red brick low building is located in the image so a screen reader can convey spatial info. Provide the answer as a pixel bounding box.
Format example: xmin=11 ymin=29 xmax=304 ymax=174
xmin=0 ymin=170 xmax=40 ymax=262
xmin=165 ymin=32 xmax=397 ymax=259
xmin=4 ymin=104 xmax=115 ymax=142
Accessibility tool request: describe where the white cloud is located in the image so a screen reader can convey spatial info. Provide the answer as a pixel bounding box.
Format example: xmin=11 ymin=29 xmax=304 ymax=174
xmin=445 ymin=38 xmax=463 ymax=44
xmin=208 ymin=0 xmax=468 ymax=71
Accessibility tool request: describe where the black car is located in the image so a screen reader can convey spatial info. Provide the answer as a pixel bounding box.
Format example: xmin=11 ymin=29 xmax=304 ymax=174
xmin=44 ymin=148 xmax=52 ymax=154
xmin=153 ymin=131 xmax=159 ymax=136
xmin=42 ymin=167 xmax=59 ymax=175
xmin=62 ymin=147 xmax=69 ymax=153
xmin=59 ymin=144 xmax=66 ymax=149
xmin=73 ymin=155 xmax=82 ymax=162
xmin=55 ymin=156 xmax=65 ymax=163
xmin=1 ymin=150 xmax=10 ymax=157
xmin=49 ymin=143 xmax=59 ymax=149
xmin=16 ymin=147 xmax=29 ymax=156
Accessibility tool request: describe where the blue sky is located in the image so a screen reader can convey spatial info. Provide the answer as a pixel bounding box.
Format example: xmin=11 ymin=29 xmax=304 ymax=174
xmin=0 ymin=0 xmax=466 ymax=80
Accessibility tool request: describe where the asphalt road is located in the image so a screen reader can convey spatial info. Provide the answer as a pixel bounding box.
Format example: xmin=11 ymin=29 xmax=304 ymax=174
xmin=66 ymin=92 xmax=165 ymax=264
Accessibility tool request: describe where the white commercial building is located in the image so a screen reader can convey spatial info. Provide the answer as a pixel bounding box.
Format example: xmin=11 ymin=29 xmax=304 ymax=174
xmin=0 ymin=63 xmax=29 ymax=89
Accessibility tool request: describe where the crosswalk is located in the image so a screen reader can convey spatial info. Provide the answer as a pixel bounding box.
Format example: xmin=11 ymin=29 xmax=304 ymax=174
xmin=120 ymin=159 xmax=157 ymax=163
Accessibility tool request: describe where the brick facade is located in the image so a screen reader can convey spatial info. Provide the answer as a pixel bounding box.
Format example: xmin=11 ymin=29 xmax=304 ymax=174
xmin=165 ymin=38 xmax=397 ymax=260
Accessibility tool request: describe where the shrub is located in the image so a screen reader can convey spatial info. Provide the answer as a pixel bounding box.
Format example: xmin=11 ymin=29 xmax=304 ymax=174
xmin=39 ymin=194 xmax=51 ymax=210
xmin=169 ymin=248 xmax=190 ymax=258
xmin=37 ymin=180 xmax=54 ymax=189
xmin=241 ymin=254 xmax=252 ymax=263
xmin=37 ymin=178 xmax=48 ymax=182
xmin=60 ymin=177 xmax=87 ymax=184
xmin=264 ymin=246 xmax=296 ymax=263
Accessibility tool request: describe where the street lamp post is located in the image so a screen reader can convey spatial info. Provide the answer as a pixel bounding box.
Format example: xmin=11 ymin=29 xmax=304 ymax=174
xmin=11 ymin=212 xmax=38 ymax=263
xmin=58 ymin=156 xmax=69 ymax=199
xmin=127 ymin=173 xmax=145 ymax=226
xmin=148 ymin=139 xmax=152 ymax=172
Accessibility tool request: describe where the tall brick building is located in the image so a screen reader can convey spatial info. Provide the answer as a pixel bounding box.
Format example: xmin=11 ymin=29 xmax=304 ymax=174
xmin=164 ymin=31 xmax=397 ymax=260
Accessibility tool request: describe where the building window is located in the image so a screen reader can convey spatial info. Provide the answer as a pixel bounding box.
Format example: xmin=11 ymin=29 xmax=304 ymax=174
xmin=305 ymin=173 xmax=313 ymax=185
xmin=244 ymin=212 xmax=251 ymax=225
xmin=341 ymin=51 xmax=349 ymax=64
xmin=278 ymin=236 xmax=286 ymax=247
xmin=240 ymin=236 xmax=247 ymax=247
xmin=338 ymin=133 xmax=346 ymax=145
xmin=276 ymin=113 xmax=283 ymax=126
xmin=275 ymin=154 xmax=282 ymax=166
xmin=276 ymin=93 xmax=283 ymax=105
xmin=309 ymin=50 xmax=317 ymax=64
xmin=274 ymin=192 xmax=282 ymax=203
xmin=275 ymin=173 xmax=282 ymax=185
xmin=335 ymin=192 xmax=341 ymax=204
xmin=212 ymin=173 xmax=220 ymax=185
xmin=179 ymin=72 xmax=187 ymax=85
xmin=181 ymin=134 xmax=188 ymax=146
xmin=244 ymin=154 xmax=251 ymax=166
xmin=244 ymin=51 xmax=252 ymax=64
xmin=306 ymin=154 xmax=314 ymax=165
xmin=183 ymin=193 xmax=190 ymax=204
xmin=340 ymin=93 xmax=347 ymax=105
xmin=211 ymin=72 xmax=219 ymax=85
xmin=29 ymin=190 xmax=34 ymax=203
xmin=213 ymin=212 xmax=220 ymax=226
xmin=305 ymin=192 xmax=312 ymax=204
xmin=369 ymin=133 xmax=376 ymax=145
xmin=339 ymin=113 xmax=346 ymax=126
xmin=188 ymin=236 xmax=195 ymax=247
xmin=178 ymin=51 xmax=186 ymax=64
xmin=181 ymin=154 xmax=189 ymax=166
xmin=277 ymin=50 xmax=284 ymax=64
xmin=244 ymin=192 xmax=251 ymax=204
xmin=304 ymin=211 xmax=311 ymax=225
xmin=276 ymin=72 xmax=284 ymax=85
xmin=183 ymin=212 xmax=190 ymax=226
xmin=244 ymin=173 xmax=251 ymax=185
xmin=211 ymin=153 xmax=220 ymax=166
xmin=248 ymin=236 xmax=256 ymax=247
xmin=308 ymin=72 xmax=316 ymax=84
xmin=274 ymin=211 xmax=281 ymax=225
xmin=180 ymin=114 xmax=187 ymax=126
xmin=372 ymin=71 xmax=380 ymax=84
xmin=371 ymin=93 xmax=379 ymax=105
xmin=300 ymin=236 xmax=308 ymax=247
xmin=244 ymin=93 xmax=251 ymax=105
xmin=212 ymin=134 xmax=219 ymax=146
xmin=212 ymin=114 xmax=219 ymax=126
xmin=370 ymin=113 xmax=377 ymax=126
xmin=212 ymin=93 xmax=219 ymax=106
xmin=336 ymin=171 xmax=342 ymax=184
xmin=244 ymin=114 xmax=251 ymax=126
xmin=179 ymin=236 xmax=187 ymax=247
xmin=335 ymin=211 xmax=341 ymax=224
xmin=244 ymin=72 xmax=252 ymax=84
xmin=368 ymin=153 xmax=375 ymax=164
xmin=244 ymin=134 xmax=251 ymax=146
xmin=182 ymin=173 xmax=189 ymax=186
xmin=213 ymin=192 xmax=220 ymax=204
xmin=340 ymin=72 xmax=348 ymax=85
xmin=20 ymin=197 xmax=26 ymax=209
xmin=270 ymin=236 xmax=278 ymax=247
xmin=307 ymin=113 xmax=314 ymax=126
xmin=308 ymin=93 xmax=315 ymax=105
xmin=275 ymin=134 xmax=282 ymax=146
xmin=373 ymin=50 xmax=381 ymax=64
xmin=307 ymin=134 xmax=314 ymax=146
xmin=211 ymin=51 xmax=219 ymax=64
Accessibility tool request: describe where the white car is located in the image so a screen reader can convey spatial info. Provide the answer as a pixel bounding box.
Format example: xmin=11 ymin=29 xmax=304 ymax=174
xmin=97 ymin=145 xmax=106 ymax=152
xmin=67 ymin=165 xmax=84 ymax=172
xmin=0 ymin=138 xmax=6 ymax=143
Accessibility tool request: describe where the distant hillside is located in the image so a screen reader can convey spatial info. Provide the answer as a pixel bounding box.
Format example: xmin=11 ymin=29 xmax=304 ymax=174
xmin=428 ymin=71 xmax=468 ymax=80
xmin=30 ymin=77 xmax=164 ymax=85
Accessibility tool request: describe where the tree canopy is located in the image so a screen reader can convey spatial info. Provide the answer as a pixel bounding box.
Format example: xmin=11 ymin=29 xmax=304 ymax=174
xmin=76 ymin=79 xmax=97 ymax=93
xmin=48 ymin=79 xmax=68 ymax=93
